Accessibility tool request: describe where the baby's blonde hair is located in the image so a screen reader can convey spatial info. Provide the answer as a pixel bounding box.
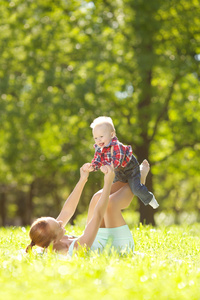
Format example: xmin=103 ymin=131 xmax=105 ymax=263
xmin=90 ymin=116 xmax=115 ymax=132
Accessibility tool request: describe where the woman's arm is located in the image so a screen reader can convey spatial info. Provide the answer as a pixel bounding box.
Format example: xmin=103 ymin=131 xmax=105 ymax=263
xmin=74 ymin=165 xmax=115 ymax=249
xmin=56 ymin=165 xmax=90 ymax=226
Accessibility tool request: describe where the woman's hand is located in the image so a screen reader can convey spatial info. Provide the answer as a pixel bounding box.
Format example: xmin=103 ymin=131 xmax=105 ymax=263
xmin=82 ymin=163 xmax=94 ymax=172
xmin=80 ymin=163 xmax=92 ymax=181
xmin=100 ymin=164 xmax=115 ymax=183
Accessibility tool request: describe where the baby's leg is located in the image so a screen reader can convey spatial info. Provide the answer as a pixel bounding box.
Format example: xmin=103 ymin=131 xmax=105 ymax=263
xmin=127 ymin=159 xmax=155 ymax=206
xmin=107 ymin=160 xmax=150 ymax=210
xmin=86 ymin=160 xmax=150 ymax=227
xmin=104 ymin=160 xmax=150 ymax=228
xmin=140 ymin=160 xmax=159 ymax=209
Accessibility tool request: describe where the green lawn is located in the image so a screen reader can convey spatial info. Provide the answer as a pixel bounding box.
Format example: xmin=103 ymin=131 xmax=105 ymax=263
xmin=0 ymin=222 xmax=200 ymax=300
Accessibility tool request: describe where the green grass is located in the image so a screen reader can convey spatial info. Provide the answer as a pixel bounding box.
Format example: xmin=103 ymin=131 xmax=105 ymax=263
xmin=0 ymin=221 xmax=200 ymax=300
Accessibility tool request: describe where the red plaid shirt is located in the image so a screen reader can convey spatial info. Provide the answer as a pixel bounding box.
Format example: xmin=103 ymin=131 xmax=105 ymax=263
xmin=91 ymin=136 xmax=132 ymax=170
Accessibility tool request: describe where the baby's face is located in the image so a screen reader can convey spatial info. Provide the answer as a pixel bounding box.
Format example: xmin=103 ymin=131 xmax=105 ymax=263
xmin=93 ymin=124 xmax=114 ymax=148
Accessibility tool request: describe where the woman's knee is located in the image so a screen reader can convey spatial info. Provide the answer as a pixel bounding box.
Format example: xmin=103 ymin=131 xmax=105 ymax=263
xmin=106 ymin=197 xmax=116 ymax=212
xmin=89 ymin=192 xmax=101 ymax=208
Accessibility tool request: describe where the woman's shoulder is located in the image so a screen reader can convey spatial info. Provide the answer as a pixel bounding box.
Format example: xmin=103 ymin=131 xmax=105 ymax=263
xmin=53 ymin=237 xmax=76 ymax=255
xmin=68 ymin=238 xmax=79 ymax=256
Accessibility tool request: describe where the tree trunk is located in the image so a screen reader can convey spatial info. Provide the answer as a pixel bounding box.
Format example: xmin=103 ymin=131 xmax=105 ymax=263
xmin=26 ymin=182 xmax=34 ymax=224
xmin=133 ymin=1 xmax=160 ymax=224
xmin=139 ymin=170 xmax=156 ymax=225
xmin=17 ymin=191 xmax=27 ymax=226
xmin=136 ymin=145 xmax=156 ymax=225
xmin=17 ymin=182 xmax=34 ymax=226
xmin=135 ymin=64 xmax=155 ymax=225
xmin=0 ymin=191 xmax=6 ymax=226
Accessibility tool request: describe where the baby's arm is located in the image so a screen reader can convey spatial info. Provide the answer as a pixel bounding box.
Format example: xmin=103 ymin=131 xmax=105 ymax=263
xmin=82 ymin=163 xmax=94 ymax=172
xmin=91 ymin=151 xmax=102 ymax=171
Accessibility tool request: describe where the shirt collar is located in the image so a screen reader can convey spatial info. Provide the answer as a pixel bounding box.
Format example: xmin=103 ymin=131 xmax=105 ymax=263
xmin=93 ymin=136 xmax=118 ymax=151
xmin=110 ymin=136 xmax=118 ymax=146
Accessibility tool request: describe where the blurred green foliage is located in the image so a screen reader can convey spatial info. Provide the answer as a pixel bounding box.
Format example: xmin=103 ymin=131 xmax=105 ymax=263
xmin=0 ymin=0 xmax=200 ymax=225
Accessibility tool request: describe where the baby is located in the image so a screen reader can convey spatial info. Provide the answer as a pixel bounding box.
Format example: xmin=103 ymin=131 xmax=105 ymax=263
xmin=85 ymin=116 xmax=159 ymax=209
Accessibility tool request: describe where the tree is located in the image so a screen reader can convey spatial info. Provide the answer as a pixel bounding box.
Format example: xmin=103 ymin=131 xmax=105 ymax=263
xmin=0 ymin=0 xmax=199 ymax=225
xmin=69 ymin=0 xmax=200 ymax=223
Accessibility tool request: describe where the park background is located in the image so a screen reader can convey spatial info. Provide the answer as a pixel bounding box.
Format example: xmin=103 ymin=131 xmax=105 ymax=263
xmin=0 ymin=0 xmax=200 ymax=227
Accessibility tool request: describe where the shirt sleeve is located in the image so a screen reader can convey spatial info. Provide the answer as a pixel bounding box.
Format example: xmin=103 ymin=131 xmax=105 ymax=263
xmin=111 ymin=143 xmax=126 ymax=169
xmin=91 ymin=151 xmax=102 ymax=171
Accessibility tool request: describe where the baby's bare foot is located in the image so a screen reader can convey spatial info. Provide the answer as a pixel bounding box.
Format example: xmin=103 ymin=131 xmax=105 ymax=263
xmin=140 ymin=159 xmax=150 ymax=176
xmin=140 ymin=159 xmax=150 ymax=184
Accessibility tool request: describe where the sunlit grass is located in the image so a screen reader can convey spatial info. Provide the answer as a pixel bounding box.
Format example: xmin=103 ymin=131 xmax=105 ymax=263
xmin=0 ymin=222 xmax=200 ymax=300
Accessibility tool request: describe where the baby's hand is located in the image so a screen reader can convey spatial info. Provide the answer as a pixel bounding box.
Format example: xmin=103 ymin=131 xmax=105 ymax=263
xmin=100 ymin=165 xmax=108 ymax=174
xmin=82 ymin=163 xmax=94 ymax=172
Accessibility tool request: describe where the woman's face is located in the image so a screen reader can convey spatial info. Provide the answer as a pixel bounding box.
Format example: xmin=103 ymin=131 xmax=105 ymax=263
xmin=47 ymin=217 xmax=66 ymax=241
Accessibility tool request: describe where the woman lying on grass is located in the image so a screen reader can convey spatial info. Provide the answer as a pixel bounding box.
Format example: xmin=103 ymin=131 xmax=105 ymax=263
xmin=26 ymin=160 xmax=150 ymax=256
